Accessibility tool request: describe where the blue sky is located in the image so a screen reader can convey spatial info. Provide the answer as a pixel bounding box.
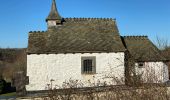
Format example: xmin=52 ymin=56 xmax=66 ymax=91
xmin=0 ymin=0 xmax=170 ymax=48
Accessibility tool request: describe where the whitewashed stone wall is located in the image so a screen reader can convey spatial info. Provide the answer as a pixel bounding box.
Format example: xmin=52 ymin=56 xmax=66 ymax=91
xmin=47 ymin=20 xmax=57 ymax=27
xmin=135 ymin=62 xmax=169 ymax=83
xmin=26 ymin=53 xmax=125 ymax=91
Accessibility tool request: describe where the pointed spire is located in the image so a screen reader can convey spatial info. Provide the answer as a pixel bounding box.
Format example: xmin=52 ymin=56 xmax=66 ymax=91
xmin=46 ymin=0 xmax=62 ymax=21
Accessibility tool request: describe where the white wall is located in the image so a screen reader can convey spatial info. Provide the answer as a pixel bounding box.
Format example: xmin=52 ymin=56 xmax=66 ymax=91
xmin=26 ymin=53 xmax=125 ymax=91
xmin=135 ymin=62 xmax=169 ymax=83
xmin=47 ymin=21 xmax=56 ymax=27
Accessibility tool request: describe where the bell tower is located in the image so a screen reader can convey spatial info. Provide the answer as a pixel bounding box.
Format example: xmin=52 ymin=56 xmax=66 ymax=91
xmin=46 ymin=0 xmax=62 ymax=27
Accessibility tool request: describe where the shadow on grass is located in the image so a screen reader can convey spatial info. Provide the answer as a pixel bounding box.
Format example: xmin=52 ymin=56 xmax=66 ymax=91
xmin=0 ymin=79 xmax=16 ymax=95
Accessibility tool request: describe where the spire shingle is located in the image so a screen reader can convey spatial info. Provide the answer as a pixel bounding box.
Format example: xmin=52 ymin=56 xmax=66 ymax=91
xmin=46 ymin=0 xmax=62 ymax=21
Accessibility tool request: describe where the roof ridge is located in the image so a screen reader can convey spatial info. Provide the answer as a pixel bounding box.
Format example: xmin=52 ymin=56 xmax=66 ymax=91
xmin=29 ymin=31 xmax=46 ymax=33
xmin=123 ymin=35 xmax=148 ymax=39
xmin=64 ymin=17 xmax=116 ymax=21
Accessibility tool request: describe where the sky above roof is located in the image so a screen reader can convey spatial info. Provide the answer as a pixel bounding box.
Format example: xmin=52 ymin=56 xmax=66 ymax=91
xmin=0 ymin=0 xmax=169 ymax=48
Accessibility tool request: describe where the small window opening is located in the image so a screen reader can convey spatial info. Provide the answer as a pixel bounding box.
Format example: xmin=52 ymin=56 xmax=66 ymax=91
xmin=81 ymin=57 xmax=96 ymax=74
xmin=138 ymin=62 xmax=145 ymax=68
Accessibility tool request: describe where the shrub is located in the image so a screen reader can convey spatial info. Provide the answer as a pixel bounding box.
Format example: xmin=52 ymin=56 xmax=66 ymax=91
xmin=0 ymin=79 xmax=6 ymax=94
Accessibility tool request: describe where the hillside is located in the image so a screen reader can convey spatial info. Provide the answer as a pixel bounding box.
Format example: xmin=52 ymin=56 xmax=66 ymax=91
xmin=0 ymin=48 xmax=26 ymax=82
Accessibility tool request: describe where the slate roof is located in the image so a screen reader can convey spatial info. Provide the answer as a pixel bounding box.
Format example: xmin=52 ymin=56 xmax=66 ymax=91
xmin=28 ymin=0 xmax=166 ymax=62
xmin=161 ymin=48 xmax=170 ymax=61
xmin=122 ymin=36 xmax=166 ymax=62
xmin=27 ymin=18 xmax=126 ymax=54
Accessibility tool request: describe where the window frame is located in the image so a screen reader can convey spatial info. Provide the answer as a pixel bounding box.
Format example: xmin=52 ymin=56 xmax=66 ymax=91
xmin=81 ymin=56 xmax=96 ymax=74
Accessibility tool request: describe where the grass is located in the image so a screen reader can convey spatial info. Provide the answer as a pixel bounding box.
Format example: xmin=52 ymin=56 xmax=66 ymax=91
xmin=0 ymin=92 xmax=16 ymax=96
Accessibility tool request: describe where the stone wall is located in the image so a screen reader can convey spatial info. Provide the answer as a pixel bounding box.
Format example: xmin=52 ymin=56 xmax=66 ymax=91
xmin=26 ymin=53 xmax=125 ymax=91
xmin=18 ymin=85 xmax=169 ymax=100
xmin=135 ymin=62 xmax=169 ymax=83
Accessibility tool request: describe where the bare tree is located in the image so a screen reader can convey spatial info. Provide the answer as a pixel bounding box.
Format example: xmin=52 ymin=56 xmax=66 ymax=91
xmin=156 ymin=36 xmax=169 ymax=50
